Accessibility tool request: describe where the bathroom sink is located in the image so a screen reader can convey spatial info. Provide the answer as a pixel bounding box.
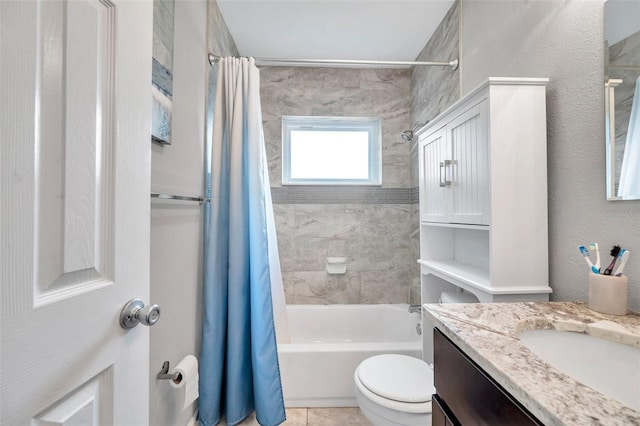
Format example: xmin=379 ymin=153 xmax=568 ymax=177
xmin=519 ymin=329 xmax=640 ymax=411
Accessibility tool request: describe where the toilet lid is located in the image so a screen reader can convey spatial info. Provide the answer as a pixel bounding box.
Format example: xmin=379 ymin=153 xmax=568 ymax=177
xmin=356 ymin=354 xmax=435 ymax=403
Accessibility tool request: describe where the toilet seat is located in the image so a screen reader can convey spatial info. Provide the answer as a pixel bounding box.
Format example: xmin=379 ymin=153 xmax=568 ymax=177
xmin=354 ymin=354 xmax=434 ymax=414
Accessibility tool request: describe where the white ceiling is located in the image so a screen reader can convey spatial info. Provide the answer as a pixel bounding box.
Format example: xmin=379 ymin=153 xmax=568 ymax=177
xmin=216 ymin=0 xmax=456 ymax=62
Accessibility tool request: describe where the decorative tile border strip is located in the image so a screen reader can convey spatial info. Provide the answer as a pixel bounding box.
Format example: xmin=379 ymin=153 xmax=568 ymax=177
xmin=271 ymin=187 xmax=418 ymax=204
xmin=410 ymin=187 xmax=419 ymax=204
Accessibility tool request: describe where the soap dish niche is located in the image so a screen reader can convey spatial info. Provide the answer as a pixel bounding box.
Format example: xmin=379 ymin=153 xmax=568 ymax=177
xmin=326 ymin=257 xmax=347 ymax=274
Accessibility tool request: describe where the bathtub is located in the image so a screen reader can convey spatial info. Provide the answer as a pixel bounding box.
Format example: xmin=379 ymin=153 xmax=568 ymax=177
xmin=277 ymin=304 xmax=422 ymax=407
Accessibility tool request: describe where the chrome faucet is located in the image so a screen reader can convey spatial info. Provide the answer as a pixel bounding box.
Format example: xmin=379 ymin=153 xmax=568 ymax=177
xmin=408 ymin=304 xmax=422 ymax=314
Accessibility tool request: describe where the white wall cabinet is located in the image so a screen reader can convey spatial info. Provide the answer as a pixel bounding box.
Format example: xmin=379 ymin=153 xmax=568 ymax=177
xmin=419 ymin=101 xmax=489 ymax=225
xmin=418 ymin=78 xmax=552 ymax=303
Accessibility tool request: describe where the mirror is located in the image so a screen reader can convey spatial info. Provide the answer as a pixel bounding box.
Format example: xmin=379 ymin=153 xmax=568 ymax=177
xmin=605 ymin=0 xmax=640 ymax=200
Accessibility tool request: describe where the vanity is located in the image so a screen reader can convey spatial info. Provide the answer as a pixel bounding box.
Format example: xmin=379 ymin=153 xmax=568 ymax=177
xmin=423 ymin=302 xmax=640 ymax=425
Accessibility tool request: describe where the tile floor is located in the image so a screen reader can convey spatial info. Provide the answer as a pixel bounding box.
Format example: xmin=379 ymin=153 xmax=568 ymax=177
xmin=218 ymin=408 xmax=372 ymax=425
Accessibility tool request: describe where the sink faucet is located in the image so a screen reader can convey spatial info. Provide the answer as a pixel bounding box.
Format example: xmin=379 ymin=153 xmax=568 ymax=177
xmin=408 ymin=305 xmax=421 ymax=314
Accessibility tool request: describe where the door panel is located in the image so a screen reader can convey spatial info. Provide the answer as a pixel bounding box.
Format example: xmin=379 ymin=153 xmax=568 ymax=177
xmin=448 ymin=101 xmax=489 ymax=225
xmin=1 ymin=0 xmax=152 ymax=424
xmin=419 ymin=127 xmax=448 ymax=223
xmin=32 ymin=367 xmax=114 ymax=426
xmin=35 ymin=0 xmax=115 ymax=301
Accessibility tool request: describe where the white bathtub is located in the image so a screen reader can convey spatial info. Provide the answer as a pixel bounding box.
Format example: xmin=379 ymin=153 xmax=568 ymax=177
xmin=277 ymin=304 xmax=422 ymax=407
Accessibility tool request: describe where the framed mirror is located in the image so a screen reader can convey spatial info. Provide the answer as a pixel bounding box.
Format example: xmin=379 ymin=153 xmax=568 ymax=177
xmin=605 ymin=0 xmax=640 ymax=200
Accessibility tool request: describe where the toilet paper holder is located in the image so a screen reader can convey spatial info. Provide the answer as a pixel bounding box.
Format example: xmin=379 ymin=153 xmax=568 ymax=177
xmin=157 ymin=361 xmax=182 ymax=382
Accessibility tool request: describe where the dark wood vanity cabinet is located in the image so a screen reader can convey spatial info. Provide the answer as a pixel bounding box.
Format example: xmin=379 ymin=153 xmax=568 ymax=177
xmin=433 ymin=328 xmax=543 ymax=426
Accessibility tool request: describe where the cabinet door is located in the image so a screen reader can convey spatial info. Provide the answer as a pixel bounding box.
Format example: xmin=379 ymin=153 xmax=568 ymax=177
xmin=434 ymin=328 xmax=543 ymax=426
xmin=419 ymin=126 xmax=448 ymax=223
xmin=447 ymin=101 xmax=490 ymax=225
xmin=432 ymin=394 xmax=459 ymax=426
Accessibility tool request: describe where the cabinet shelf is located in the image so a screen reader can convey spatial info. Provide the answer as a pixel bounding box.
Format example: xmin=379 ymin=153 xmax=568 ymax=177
xmin=419 ymin=259 xmax=552 ymax=296
xmin=418 ymin=259 xmax=490 ymax=292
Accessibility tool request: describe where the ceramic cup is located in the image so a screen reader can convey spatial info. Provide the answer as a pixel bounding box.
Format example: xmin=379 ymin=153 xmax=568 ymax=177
xmin=588 ymin=273 xmax=628 ymax=315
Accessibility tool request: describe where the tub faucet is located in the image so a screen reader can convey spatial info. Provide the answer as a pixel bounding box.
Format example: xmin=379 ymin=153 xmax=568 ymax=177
xmin=408 ymin=305 xmax=422 ymax=314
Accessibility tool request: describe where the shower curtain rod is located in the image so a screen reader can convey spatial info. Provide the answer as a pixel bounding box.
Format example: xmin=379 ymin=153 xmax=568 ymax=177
xmin=207 ymin=53 xmax=459 ymax=69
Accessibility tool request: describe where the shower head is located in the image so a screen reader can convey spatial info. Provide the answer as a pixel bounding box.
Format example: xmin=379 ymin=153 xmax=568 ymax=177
xmin=401 ymin=121 xmax=428 ymax=142
xmin=401 ymin=130 xmax=414 ymax=142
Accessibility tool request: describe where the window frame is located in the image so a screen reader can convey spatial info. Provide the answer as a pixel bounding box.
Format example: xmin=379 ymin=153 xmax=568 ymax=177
xmin=281 ymin=115 xmax=382 ymax=186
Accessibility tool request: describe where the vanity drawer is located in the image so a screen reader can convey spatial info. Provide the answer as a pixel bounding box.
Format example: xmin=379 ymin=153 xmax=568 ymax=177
xmin=434 ymin=328 xmax=543 ymax=426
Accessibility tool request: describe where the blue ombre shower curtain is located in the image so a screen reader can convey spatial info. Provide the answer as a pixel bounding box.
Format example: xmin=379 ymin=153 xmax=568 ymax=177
xmin=199 ymin=57 xmax=286 ymax=426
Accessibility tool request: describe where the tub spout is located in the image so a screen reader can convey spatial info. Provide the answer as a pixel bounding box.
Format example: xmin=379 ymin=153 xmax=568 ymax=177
xmin=408 ymin=305 xmax=422 ymax=314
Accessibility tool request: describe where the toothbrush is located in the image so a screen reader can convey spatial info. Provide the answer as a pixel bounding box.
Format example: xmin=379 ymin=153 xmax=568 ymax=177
xmin=603 ymin=245 xmax=622 ymax=275
xmin=578 ymin=245 xmax=600 ymax=274
xmin=588 ymin=242 xmax=601 ymax=272
xmin=614 ymin=250 xmax=630 ymax=276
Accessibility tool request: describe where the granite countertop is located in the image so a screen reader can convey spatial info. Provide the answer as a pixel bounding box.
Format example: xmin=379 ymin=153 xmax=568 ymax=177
xmin=423 ymin=302 xmax=640 ymax=426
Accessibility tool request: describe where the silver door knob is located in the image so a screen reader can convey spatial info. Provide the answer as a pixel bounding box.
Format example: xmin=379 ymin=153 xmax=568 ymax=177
xmin=119 ymin=299 xmax=161 ymax=329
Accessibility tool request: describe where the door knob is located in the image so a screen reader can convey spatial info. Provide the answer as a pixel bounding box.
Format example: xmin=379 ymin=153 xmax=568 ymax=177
xmin=119 ymin=299 xmax=161 ymax=329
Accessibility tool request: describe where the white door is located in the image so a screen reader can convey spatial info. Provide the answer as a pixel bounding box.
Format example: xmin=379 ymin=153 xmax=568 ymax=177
xmin=1 ymin=1 xmax=152 ymax=425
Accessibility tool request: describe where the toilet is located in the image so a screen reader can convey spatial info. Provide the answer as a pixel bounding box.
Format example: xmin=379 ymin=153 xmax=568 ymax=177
xmin=354 ymin=354 xmax=434 ymax=425
xmin=354 ymin=290 xmax=478 ymax=425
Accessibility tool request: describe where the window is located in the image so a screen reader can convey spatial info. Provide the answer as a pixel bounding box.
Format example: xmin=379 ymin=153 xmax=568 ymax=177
xmin=282 ymin=116 xmax=381 ymax=185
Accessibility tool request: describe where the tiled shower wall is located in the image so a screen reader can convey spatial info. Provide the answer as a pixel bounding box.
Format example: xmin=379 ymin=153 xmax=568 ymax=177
xmin=410 ymin=1 xmax=460 ymax=130
xmin=260 ymin=67 xmax=413 ymax=304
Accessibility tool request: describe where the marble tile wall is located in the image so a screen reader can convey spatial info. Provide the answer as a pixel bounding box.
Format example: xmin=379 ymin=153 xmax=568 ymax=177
xmin=410 ymin=0 xmax=460 ymax=130
xmin=261 ymin=67 xmax=413 ymax=304
xmin=408 ymin=0 xmax=461 ymax=304
xmin=273 ymin=203 xmax=413 ymax=304
xmin=262 ymin=67 xmax=412 ymax=189
xmin=271 ymin=187 xmax=412 ymax=205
